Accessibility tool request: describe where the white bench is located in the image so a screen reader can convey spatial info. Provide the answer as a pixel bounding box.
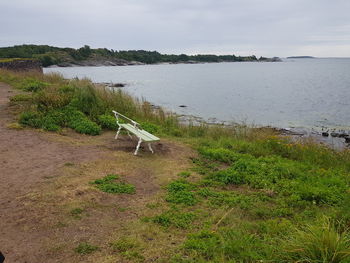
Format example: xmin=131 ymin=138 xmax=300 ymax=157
xmin=112 ymin=110 xmax=160 ymax=155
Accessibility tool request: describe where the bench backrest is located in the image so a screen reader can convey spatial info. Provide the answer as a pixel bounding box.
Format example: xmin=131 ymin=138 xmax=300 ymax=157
xmin=112 ymin=110 xmax=140 ymax=128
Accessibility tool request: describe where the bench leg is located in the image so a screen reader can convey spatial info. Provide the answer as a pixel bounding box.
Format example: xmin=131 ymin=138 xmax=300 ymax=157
xmin=127 ymin=131 xmax=133 ymax=139
xmin=148 ymin=143 xmax=154 ymax=154
xmin=115 ymin=126 xmax=122 ymax=140
xmin=134 ymin=137 xmax=142 ymax=155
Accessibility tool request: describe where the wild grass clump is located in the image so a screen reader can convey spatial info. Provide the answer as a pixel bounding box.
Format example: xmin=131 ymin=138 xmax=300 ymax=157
xmin=110 ymin=238 xmax=137 ymax=252
xmin=9 ymin=93 xmax=32 ymax=102
xmin=110 ymin=238 xmax=145 ymax=261
xmin=183 ymin=228 xmax=271 ymax=262
xmin=74 ymin=242 xmax=99 ymax=254
xmin=280 ymin=217 xmax=350 ymax=263
xmin=90 ymin=174 xmax=135 ymax=194
xmin=70 ymin=208 xmax=84 ymax=219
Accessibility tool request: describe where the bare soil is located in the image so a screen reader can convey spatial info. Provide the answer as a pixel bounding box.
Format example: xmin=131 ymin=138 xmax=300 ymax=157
xmin=0 ymin=82 xmax=195 ymax=262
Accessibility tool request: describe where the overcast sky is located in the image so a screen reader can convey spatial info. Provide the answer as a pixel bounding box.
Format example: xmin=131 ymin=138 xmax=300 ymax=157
xmin=1 ymin=0 xmax=350 ymax=57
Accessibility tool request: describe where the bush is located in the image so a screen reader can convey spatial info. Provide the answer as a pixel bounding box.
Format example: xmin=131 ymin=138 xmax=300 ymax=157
xmin=40 ymin=110 xmax=66 ymax=131
xmin=41 ymin=118 xmax=60 ymax=131
xmin=35 ymin=86 xmax=73 ymax=110
xmin=21 ymin=78 xmax=48 ymax=92
xmin=63 ymin=107 xmax=101 ymax=135
xmin=98 ymin=114 xmax=118 ymax=130
xmin=140 ymin=121 xmax=160 ymax=134
xmin=68 ymin=117 xmax=101 ymax=135
xmin=19 ymin=111 xmax=42 ymax=128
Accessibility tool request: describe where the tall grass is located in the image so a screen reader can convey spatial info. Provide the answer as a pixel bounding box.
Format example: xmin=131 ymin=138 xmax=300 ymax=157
xmin=281 ymin=217 xmax=350 ymax=263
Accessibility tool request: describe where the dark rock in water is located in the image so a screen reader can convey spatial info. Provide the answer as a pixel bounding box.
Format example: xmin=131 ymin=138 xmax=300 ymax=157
xmin=330 ymin=132 xmax=339 ymax=137
xmin=339 ymin=133 xmax=349 ymax=138
xmin=110 ymin=83 xmax=125 ymax=87
xmin=151 ymin=104 xmax=161 ymax=110
xmin=321 ymin=132 xmax=329 ymax=137
xmin=279 ymin=128 xmax=306 ymax=136
xmin=179 ymin=105 xmax=187 ymax=108
xmin=345 ymin=137 xmax=350 ymax=143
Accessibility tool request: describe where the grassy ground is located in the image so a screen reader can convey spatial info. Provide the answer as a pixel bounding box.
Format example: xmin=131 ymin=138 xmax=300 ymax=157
xmin=1 ymin=69 xmax=350 ymax=262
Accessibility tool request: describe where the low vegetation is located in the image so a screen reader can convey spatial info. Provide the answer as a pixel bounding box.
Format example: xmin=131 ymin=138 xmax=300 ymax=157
xmin=90 ymin=174 xmax=136 ymax=194
xmin=0 ymin=44 xmax=262 ymax=67
xmin=1 ymin=69 xmax=350 ymax=262
xmin=74 ymin=242 xmax=99 ymax=255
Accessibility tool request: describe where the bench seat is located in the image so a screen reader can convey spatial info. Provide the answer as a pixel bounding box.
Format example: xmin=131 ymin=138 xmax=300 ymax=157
xmin=120 ymin=124 xmax=160 ymax=142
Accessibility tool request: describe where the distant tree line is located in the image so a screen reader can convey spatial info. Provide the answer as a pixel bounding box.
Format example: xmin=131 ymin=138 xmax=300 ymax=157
xmin=0 ymin=44 xmax=261 ymax=67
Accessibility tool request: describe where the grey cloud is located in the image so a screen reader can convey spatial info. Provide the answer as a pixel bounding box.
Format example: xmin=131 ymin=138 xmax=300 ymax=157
xmin=0 ymin=0 xmax=349 ymax=57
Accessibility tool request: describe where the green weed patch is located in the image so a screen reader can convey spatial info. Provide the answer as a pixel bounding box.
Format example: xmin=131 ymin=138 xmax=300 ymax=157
xmin=90 ymin=174 xmax=135 ymax=194
xmin=74 ymin=242 xmax=99 ymax=254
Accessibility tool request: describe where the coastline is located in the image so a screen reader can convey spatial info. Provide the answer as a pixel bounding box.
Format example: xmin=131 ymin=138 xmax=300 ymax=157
xmin=103 ymin=83 xmax=350 ymax=150
xmin=46 ymin=57 xmax=282 ymax=68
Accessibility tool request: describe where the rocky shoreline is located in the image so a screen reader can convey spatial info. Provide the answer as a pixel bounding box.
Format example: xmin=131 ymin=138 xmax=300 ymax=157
xmin=0 ymin=58 xmax=43 ymax=72
xmin=100 ymin=81 xmax=350 ymax=150
xmin=47 ymin=58 xmax=145 ymax=67
xmin=47 ymin=57 xmax=282 ymax=68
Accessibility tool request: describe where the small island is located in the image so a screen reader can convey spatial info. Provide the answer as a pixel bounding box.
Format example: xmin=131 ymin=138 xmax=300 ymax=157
xmin=287 ymin=56 xmax=315 ymax=59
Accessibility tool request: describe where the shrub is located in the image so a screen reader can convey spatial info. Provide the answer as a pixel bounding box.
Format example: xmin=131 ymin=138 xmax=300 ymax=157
xmin=98 ymin=114 xmax=118 ymax=130
xmin=63 ymin=107 xmax=101 ymax=135
xmin=140 ymin=121 xmax=160 ymax=134
xmin=39 ymin=110 xmax=66 ymax=131
xmin=35 ymin=86 xmax=73 ymax=110
xmin=19 ymin=111 xmax=42 ymax=128
xmin=21 ymin=78 xmax=48 ymax=92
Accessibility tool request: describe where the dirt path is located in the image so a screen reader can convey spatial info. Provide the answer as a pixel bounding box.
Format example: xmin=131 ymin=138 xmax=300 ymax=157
xmin=0 ymin=83 xmax=195 ymax=262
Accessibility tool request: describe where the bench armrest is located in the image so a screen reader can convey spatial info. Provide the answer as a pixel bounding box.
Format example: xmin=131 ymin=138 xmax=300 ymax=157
xmin=112 ymin=110 xmax=141 ymax=128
